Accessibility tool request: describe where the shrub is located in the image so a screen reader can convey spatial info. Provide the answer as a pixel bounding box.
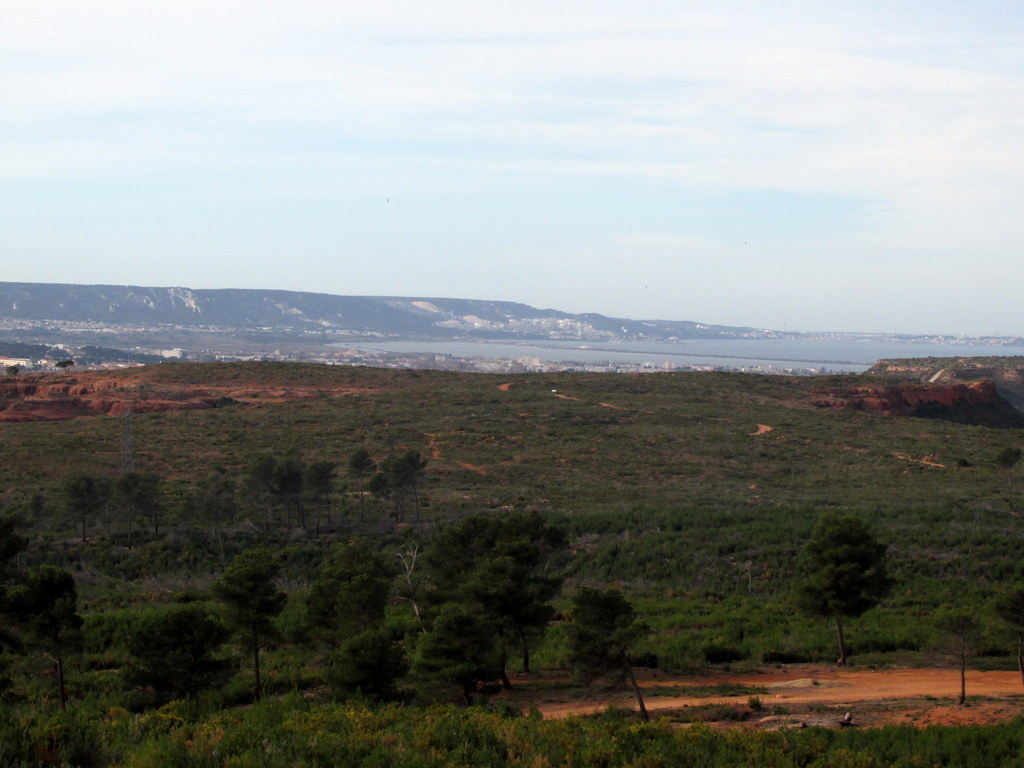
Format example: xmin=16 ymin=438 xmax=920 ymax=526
xmin=702 ymin=644 xmax=745 ymax=664
xmin=762 ymin=649 xmax=811 ymax=664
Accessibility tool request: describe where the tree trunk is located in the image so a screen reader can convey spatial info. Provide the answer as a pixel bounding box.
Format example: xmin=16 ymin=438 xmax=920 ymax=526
xmin=519 ymin=625 xmax=531 ymax=674
xmin=958 ymin=654 xmax=967 ymax=705
xmin=1017 ymin=634 xmax=1024 ymax=686
xmin=252 ymin=627 xmax=262 ymax=700
xmin=217 ymin=529 xmax=227 ymax=571
xmin=56 ymin=645 xmax=67 ymax=712
xmin=624 ymin=661 xmax=649 ymax=721
xmin=497 ymin=644 xmax=514 ymax=689
xmin=835 ymin=616 xmax=847 ymax=666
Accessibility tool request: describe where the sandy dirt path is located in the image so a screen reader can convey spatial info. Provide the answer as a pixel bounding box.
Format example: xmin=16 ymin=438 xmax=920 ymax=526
xmin=531 ymin=666 xmax=1024 ymax=724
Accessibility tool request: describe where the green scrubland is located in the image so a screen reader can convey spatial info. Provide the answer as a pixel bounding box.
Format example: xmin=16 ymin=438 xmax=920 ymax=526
xmin=1 ymin=361 xmax=1023 ymax=766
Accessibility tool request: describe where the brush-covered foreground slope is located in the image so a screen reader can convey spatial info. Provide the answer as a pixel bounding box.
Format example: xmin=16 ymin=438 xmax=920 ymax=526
xmin=2 ymin=361 xmax=1023 ymax=592
xmin=8 ymin=361 xmax=1024 ymax=768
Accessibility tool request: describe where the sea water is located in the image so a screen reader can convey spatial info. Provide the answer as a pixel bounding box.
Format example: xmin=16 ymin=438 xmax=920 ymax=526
xmin=341 ymin=338 xmax=1024 ymax=373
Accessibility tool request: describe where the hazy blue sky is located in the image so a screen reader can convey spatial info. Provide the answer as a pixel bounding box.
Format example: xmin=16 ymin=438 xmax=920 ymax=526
xmin=4 ymin=2 xmax=1023 ymax=335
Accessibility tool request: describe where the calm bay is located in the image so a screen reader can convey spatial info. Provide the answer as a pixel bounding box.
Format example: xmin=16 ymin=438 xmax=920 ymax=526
xmin=341 ymin=338 xmax=1024 ymax=373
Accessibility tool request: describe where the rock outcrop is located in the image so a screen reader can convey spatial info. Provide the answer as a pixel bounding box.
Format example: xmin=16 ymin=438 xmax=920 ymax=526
xmin=0 ymin=370 xmax=376 ymax=422
xmin=866 ymin=356 xmax=1024 ymax=415
xmin=0 ymin=375 xmax=212 ymax=421
xmin=811 ymin=379 xmax=1024 ymax=428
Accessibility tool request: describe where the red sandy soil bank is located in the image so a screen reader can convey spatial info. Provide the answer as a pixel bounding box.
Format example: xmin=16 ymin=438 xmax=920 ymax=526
xmin=0 ymin=372 xmax=379 ymax=422
xmin=810 ymin=381 xmax=1002 ymax=416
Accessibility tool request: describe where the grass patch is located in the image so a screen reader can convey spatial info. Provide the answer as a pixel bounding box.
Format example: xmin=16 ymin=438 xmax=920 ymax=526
xmin=668 ymin=703 xmax=751 ymax=723
xmin=644 ymin=683 xmax=768 ymax=698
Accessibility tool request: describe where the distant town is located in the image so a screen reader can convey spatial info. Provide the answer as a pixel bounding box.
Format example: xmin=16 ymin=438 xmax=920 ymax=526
xmin=3 ymin=316 xmax=1022 ymax=378
xmin=1 ymin=282 xmax=1022 ymax=377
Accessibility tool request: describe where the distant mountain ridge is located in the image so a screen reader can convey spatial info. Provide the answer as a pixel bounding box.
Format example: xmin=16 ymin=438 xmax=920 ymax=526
xmin=0 ymin=282 xmax=753 ymax=341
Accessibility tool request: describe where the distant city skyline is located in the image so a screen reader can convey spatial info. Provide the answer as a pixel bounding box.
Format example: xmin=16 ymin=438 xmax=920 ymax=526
xmin=4 ymin=2 xmax=1023 ymax=337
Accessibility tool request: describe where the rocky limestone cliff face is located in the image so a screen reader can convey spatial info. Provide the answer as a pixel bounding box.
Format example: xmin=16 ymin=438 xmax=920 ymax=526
xmin=811 ymin=379 xmax=1024 ymax=428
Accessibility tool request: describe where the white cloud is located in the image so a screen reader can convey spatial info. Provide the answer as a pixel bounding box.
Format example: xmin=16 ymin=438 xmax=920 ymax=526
xmin=3 ymin=1 xmax=1024 ymax=334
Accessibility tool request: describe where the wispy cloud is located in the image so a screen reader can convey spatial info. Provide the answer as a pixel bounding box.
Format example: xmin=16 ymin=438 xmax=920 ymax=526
xmin=3 ymin=1 xmax=1023 ymax=333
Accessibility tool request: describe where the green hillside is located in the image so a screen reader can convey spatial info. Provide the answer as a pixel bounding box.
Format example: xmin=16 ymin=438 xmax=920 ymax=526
xmin=2 ymin=361 xmax=1024 ymax=765
xmin=3 ymin=362 xmax=1021 ymax=573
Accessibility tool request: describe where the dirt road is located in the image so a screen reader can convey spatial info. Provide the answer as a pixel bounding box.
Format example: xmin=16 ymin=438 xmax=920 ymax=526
xmin=529 ymin=666 xmax=1024 ymax=728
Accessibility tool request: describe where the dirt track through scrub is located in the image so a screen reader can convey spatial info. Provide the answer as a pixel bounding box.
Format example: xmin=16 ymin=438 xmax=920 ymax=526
xmin=894 ymin=451 xmax=946 ymax=468
xmin=525 ymin=666 xmax=1024 ymax=728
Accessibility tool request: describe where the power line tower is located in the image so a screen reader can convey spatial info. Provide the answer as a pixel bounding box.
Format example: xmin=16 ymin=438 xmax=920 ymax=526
xmin=121 ymin=407 xmax=134 ymax=474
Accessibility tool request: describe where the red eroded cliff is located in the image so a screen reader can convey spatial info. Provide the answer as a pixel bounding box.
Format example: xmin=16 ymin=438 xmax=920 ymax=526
xmin=0 ymin=370 xmax=378 ymax=422
xmin=810 ymin=379 xmax=1022 ymax=426
xmin=0 ymin=375 xmax=210 ymax=421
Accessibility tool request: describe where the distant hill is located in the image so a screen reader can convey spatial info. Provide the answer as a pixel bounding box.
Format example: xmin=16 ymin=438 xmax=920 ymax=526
xmin=0 ymin=282 xmax=753 ymax=341
xmin=0 ymin=340 xmax=53 ymax=360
